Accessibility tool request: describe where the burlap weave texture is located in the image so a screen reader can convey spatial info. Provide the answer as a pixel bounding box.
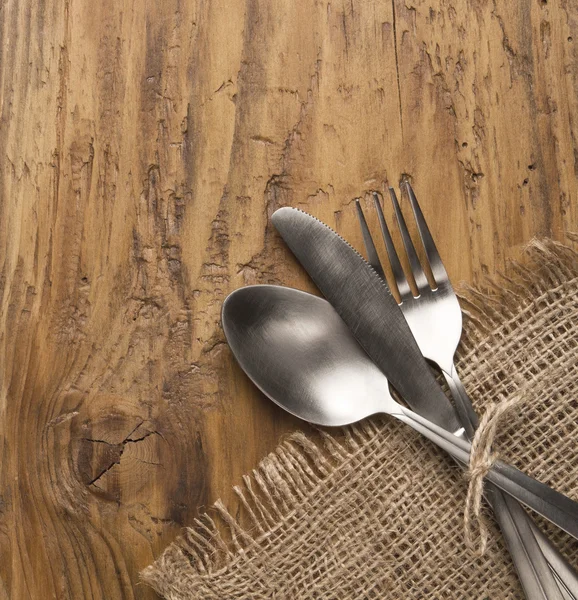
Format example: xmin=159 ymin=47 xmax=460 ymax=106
xmin=143 ymin=237 xmax=578 ymax=599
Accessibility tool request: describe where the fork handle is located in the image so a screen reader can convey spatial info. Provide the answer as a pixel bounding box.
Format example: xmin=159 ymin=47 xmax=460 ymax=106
xmin=446 ymin=368 xmax=578 ymax=600
xmin=486 ymin=485 xmax=568 ymax=600
xmin=393 ymin=406 xmax=578 ymax=543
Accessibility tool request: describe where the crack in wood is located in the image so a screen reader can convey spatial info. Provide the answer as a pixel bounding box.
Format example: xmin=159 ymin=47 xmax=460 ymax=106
xmin=85 ymin=423 xmax=162 ymax=487
xmin=391 ymin=0 xmax=404 ymax=138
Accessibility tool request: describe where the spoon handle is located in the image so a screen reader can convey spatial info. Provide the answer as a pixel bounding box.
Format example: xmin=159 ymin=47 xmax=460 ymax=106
xmin=394 ymin=406 xmax=578 ymax=542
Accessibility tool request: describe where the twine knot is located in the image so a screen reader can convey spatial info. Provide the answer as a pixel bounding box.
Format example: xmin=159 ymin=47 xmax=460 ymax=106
xmin=464 ymin=389 xmax=529 ymax=556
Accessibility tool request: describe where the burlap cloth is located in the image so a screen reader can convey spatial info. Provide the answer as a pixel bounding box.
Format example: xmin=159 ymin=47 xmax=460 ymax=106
xmin=143 ymin=236 xmax=578 ymax=599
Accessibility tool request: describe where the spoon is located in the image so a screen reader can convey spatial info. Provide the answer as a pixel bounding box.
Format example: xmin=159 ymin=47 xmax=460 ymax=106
xmin=221 ymin=284 xmax=578 ymax=540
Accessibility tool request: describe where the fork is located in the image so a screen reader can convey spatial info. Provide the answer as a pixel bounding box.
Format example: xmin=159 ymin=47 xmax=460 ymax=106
xmin=355 ymin=182 xmax=578 ymax=600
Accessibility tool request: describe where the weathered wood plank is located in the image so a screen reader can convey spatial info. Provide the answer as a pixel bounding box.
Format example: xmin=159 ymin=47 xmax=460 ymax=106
xmin=1 ymin=0 xmax=577 ymax=597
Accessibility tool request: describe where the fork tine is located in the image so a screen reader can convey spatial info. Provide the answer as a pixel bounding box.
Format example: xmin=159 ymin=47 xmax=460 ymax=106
xmin=355 ymin=198 xmax=387 ymax=282
xmin=372 ymin=192 xmax=411 ymax=299
xmin=404 ymin=182 xmax=448 ymax=288
xmin=389 ymin=187 xmax=430 ymax=294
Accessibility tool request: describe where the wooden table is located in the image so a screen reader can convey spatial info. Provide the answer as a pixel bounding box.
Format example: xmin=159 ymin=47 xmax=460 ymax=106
xmin=1 ymin=1 xmax=577 ymax=598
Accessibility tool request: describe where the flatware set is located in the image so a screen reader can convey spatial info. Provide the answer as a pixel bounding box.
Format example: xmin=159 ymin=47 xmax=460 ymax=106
xmin=221 ymin=183 xmax=578 ymax=598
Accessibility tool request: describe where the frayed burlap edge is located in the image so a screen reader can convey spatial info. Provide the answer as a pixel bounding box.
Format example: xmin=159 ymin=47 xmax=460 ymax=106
xmin=457 ymin=233 xmax=578 ymax=351
xmin=141 ymin=233 xmax=578 ymax=599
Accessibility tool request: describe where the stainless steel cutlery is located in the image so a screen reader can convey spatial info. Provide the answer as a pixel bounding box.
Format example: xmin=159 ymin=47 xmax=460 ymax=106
xmin=221 ymin=184 xmax=577 ymax=599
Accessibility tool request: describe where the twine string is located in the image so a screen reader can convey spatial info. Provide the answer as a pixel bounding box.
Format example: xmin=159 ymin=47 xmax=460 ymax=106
xmin=464 ymin=388 xmax=530 ymax=556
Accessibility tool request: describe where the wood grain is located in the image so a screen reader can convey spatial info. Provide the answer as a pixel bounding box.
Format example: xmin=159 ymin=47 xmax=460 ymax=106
xmin=1 ymin=0 xmax=577 ymax=597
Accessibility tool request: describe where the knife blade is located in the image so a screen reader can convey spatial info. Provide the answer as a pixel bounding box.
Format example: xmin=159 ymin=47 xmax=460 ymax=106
xmin=271 ymin=206 xmax=461 ymax=432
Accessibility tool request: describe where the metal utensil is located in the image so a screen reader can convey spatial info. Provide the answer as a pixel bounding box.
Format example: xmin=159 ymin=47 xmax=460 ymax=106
xmin=271 ymin=206 xmax=578 ymax=541
xmin=356 ymin=183 xmax=577 ymax=600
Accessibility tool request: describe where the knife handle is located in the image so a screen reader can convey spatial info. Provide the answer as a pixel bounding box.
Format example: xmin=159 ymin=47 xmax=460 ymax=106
xmin=395 ymin=407 xmax=578 ymax=543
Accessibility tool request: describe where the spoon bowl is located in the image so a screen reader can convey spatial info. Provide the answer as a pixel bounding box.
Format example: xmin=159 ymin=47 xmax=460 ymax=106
xmin=222 ymin=285 xmax=391 ymax=426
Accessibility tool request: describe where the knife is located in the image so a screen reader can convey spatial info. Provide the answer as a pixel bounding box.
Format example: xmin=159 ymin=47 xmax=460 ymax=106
xmin=271 ymin=207 xmax=578 ymax=549
xmin=272 ymin=207 xmax=462 ymax=433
